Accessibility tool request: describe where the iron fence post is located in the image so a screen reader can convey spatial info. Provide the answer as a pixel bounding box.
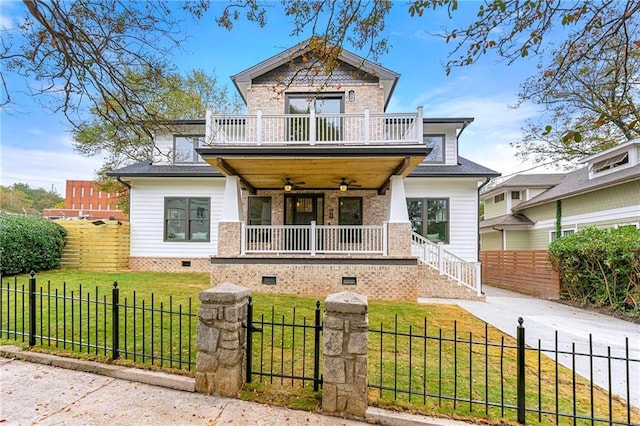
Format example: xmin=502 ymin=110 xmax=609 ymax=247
xmin=28 ymin=271 xmax=36 ymax=347
xmin=313 ymin=300 xmax=321 ymax=392
xmin=246 ymin=296 xmax=253 ymax=384
xmin=517 ymin=317 xmax=525 ymax=424
xmin=112 ymin=282 xmax=119 ymax=360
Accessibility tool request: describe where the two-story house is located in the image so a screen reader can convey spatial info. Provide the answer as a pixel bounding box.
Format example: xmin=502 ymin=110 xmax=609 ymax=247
xmin=479 ymin=138 xmax=640 ymax=297
xmin=109 ymin=40 xmax=499 ymax=301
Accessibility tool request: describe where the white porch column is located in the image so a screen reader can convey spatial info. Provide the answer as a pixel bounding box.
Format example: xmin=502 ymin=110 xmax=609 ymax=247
xmin=386 ymin=175 xmax=412 ymax=257
xmin=221 ymin=176 xmax=243 ymax=222
xmin=387 ymin=175 xmax=409 ymax=223
xmin=218 ymin=176 xmax=243 ymax=257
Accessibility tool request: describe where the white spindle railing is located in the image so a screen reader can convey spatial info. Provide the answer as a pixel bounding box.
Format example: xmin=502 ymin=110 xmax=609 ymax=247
xmin=206 ymin=109 xmax=421 ymax=145
xmin=411 ymin=232 xmax=481 ymax=296
xmin=243 ymin=222 xmax=385 ymax=255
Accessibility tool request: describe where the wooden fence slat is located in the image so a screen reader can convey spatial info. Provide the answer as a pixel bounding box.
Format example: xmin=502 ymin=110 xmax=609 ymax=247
xmin=480 ymin=250 xmax=560 ymax=299
xmin=55 ymin=220 xmax=130 ymax=271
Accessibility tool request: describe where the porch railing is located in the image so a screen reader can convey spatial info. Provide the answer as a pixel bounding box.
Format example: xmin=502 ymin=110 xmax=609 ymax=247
xmin=411 ymin=232 xmax=481 ymax=296
xmin=242 ymin=222 xmax=386 ymax=255
xmin=206 ymin=107 xmax=423 ymax=145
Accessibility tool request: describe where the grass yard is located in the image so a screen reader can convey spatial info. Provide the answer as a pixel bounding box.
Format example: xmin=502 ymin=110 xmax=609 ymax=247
xmin=1 ymin=269 xmax=637 ymax=425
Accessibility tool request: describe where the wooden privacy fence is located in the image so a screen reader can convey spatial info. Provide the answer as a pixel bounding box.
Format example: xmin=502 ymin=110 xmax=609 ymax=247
xmin=54 ymin=220 xmax=130 ymax=271
xmin=480 ymin=250 xmax=560 ymax=299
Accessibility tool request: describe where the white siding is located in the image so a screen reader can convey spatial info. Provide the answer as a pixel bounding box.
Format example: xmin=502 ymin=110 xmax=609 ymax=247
xmin=129 ymin=177 xmax=225 ymax=257
xmin=404 ymin=177 xmax=482 ymax=262
xmin=152 ymin=124 xmax=207 ymax=165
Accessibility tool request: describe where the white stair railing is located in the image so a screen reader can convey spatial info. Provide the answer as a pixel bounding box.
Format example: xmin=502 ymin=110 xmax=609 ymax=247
xmin=411 ymin=232 xmax=481 ymax=296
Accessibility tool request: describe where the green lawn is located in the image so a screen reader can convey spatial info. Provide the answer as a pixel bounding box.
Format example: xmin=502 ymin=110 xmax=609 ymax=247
xmin=1 ymin=269 xmax=637 ymax=425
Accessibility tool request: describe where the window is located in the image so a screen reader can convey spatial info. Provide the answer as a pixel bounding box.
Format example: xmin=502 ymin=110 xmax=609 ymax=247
xmin=174 ymin=135 xmax=205 ymax=164
xmin=511 ymin=191 xmax=521 ymax=200
xmin=339 ymin=197 xmax=362 ymax=243
xmin=248 ymin=197 xmax=272 ymax=225
xmin=165 ymin=197 xmax=210 ymax=242
xmin=407 ymin=198 xmax=449 ymax=243
xmin=591 ymin=152 xmax=629 ymax=173
xmin=550 ymin=228 xmax=576 ymax=242
xmin=286 ymin=94 xmax=343 ymax=141
xmin=90 ymin=188 xmax=94 ymax=197
xmin=614 ymin=223 xmax=639 ymax=229
xmin=423 ymin=134 xmax=445 ymax=163
xmin=493 ymin=193 xmax=505 ymax=203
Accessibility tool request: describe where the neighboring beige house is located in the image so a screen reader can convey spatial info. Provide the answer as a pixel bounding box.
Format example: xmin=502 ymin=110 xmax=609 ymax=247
xmin=481 ymin=139 xmax=640 ymax=250
xmin=479 ymin=139 xmax=640 ymax=298
xmin=109 ymin=40 xmax=499 ymax=301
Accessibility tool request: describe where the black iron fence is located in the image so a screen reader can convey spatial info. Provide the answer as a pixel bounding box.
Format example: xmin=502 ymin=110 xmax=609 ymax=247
xmin=369 ymin=315 xmax=640 ymax=425
xmin=0 ymin=272 xmax=196 ymax=371
xmin=245 ymin=297 xmax=323 ymax=390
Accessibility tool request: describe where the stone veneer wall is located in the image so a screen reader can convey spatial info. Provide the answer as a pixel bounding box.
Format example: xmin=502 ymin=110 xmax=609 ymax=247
xmin=129 ymin=257 xmax=211 ymax=272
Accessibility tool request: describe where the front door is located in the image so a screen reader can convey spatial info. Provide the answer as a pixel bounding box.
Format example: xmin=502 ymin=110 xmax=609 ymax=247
xmin=284 ymin=195 xmax=324 ymax=251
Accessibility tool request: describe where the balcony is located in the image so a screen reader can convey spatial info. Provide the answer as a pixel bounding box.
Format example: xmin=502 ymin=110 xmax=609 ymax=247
xmin=206 ymin=108 xmax=423 ymax=146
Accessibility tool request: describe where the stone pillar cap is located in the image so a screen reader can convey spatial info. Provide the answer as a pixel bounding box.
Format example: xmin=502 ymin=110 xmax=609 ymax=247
xmin=325 ymin=291 xmax=368 ymax=314
xmin=200 ymin=282 xmax=251 ymax=303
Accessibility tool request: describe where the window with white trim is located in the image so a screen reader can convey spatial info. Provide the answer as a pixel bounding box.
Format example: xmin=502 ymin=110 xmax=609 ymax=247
xmin=511 ymin=191 xmax=521 ymax=200
xmin=614 ymin=222 xmax=639 ymax=229
xmin=165 ymin=197 xmax=210 ymax=242
xmin=174 ymin=135 xmax=206 ymax=164
xmin=550 ymin=228 xmax=576 ymax=242
xmin=494 ymin=193 xmax=505 ymax=203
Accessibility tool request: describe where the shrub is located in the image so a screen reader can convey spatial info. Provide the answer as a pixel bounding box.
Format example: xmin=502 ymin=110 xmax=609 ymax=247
xmin=0 ymin=214 xmax=67 ymax=275
xmin=548 ymin=226 xmax=640 ymax=313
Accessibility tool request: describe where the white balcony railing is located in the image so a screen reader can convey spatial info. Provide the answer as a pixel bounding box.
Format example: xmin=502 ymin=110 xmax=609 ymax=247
xmin=206 ymin=107 xmax=423 ymax=146
xmin=241 ymin=222 xmax=386 ymax=255
xmin=411 ymin=232 xmax=481 ymax=296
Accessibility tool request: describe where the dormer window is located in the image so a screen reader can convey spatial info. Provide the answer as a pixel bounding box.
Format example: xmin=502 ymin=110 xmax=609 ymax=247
xmin=174 ymin=135 xmax=205 ymax=164
xmin=423 ymin=134 xmax=445 ymax=163
xmin=590 ymin=152 xmax=629 ymax=173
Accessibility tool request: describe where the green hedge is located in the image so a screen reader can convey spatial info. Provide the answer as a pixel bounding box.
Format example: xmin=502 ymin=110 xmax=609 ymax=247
xmin=548 ymin=226 xmax=640 ymax=314
xmin=0 ymin=214 xmax=67 ymax=275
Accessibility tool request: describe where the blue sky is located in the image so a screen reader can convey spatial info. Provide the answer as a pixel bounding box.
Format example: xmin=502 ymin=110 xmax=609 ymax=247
xmin=1 ymin=1 xmax=558 ymax=195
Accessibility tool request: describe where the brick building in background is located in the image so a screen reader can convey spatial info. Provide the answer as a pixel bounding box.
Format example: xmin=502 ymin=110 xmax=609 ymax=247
xmin=42 ymin=180 xmax=128 ymax=221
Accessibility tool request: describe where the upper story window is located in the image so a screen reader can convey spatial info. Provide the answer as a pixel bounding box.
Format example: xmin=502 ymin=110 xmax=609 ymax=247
xmin=511 ymin=191 xmax=521 ymax=200
xmin=494 ymin=193 xmax=505 ymax=203
xmin=286 ymin=94 xmax=343 ymax=142
xmin=590 ymin=152 xmax=629 ymax=174
xmin=423 ymin=134 xmax=445 ymax=163
xmin=174 ymin=135 xmax=205 ymax=164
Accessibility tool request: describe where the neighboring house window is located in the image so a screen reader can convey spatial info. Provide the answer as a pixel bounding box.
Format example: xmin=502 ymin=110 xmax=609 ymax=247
xmin=549 ymin=228 xmax=576 ymax=242
xmin=423 ymin=134 xmax=445 ymax=163
xmin=615 ymin=222 xmax=639 ymax=229
xmin=174 ymin=135 xmax=206 ymax=164
xmin=339 ymin=197 xmax=363 ymax=242
xmin=494 ymin=193 xmax=505 ymax=203
xmin=165 ymin=197 xmax=210 ymax=242
xmin=591 ymin=152 xmax=629 ymax=173
xmin=286 ymin=93 xmax=343 ymax=142
xmin=511 ymin=191 xmax=521 ymax=200
xmin=407 ymin=198 xmax=449 ymax=243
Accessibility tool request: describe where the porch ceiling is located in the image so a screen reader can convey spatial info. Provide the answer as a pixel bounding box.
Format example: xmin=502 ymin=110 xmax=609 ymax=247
xmin=198 ymin=145 xmax=429 ymax=194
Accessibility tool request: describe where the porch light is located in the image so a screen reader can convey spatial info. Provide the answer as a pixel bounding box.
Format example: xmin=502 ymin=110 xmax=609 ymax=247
xmin=284 ymin=183 xmax=292 ymax=192
xmin=339 ymin=183 xmax=348 ymax=192
xmin=348 ymin=89 xmax=355 ymax=101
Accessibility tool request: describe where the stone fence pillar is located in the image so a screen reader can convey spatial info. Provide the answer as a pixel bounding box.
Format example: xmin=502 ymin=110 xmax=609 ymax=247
xmin=322 ymin=291 xmax=368 ymax=417
xmin=195 ymin=282 xmax=250 ymax=396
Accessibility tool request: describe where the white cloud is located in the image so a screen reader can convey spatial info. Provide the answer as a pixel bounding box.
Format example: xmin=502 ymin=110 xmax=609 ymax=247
xmin=0 ymin=143 xmax=103 ymax=195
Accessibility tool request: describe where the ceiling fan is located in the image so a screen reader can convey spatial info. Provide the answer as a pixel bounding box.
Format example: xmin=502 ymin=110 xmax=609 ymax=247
xmin=282 ymin=177 xmax=305 ymax=191
xmin=332 ymin=177 xmax=362 ymax=191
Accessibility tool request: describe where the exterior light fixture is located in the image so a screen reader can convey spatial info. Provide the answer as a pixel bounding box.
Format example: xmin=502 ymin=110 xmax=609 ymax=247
xmin=284 ymin=183 xmax=292 ymax=192
xmin=339 ymin=183 xmax=348 ymax=192
xmin=348 ymin=90 xmax=355 ymax=101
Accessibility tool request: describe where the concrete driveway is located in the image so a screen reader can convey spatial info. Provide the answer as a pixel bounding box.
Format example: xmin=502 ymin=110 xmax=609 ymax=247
xmin=420 ymin=286 xmax=640 ymax=408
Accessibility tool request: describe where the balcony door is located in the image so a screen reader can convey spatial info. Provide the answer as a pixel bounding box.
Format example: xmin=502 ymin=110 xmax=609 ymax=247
xmin=286 ymin=94 xmax=343 ymax=142
xmin=284 ymin=194 xmax=324 ymax=251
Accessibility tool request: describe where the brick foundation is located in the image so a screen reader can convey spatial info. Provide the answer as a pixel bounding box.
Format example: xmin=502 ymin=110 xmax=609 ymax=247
xmin=129 ymin=257 xmax=211 ymax=273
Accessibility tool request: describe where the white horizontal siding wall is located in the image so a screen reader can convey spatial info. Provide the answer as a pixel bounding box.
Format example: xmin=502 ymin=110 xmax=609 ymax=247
xmin=404 ymin=177 xmax=481 ymax=262
xmin=129 ymin=177 xmax=225 ymax=257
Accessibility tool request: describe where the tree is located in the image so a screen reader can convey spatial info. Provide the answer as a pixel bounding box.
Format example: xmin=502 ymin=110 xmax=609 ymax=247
xmin=512 ymin=23 xmax=640 ymax=167
xmin=0 ymin=183 xmax=64 ymax=214
xmin=73 ymin=68 xmax=243 ymax=171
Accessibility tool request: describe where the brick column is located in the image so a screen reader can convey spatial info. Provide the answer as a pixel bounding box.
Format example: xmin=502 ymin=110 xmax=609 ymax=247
xmin=386 ymin=222 xmax=412 ymax=257
xmin=217 ymin=221 xmax=242 ymax=257
xmin=322 ymin=291 xmax=368 ymax=417
xmin=195 ymin=282 xmax=250 ymax=396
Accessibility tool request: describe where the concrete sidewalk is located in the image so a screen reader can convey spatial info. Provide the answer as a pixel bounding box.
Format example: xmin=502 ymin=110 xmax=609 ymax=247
xmin=0 ymin=347 xmax=470 ymax=426
xmin=420 ymin=286 xmax=640 ymax=408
